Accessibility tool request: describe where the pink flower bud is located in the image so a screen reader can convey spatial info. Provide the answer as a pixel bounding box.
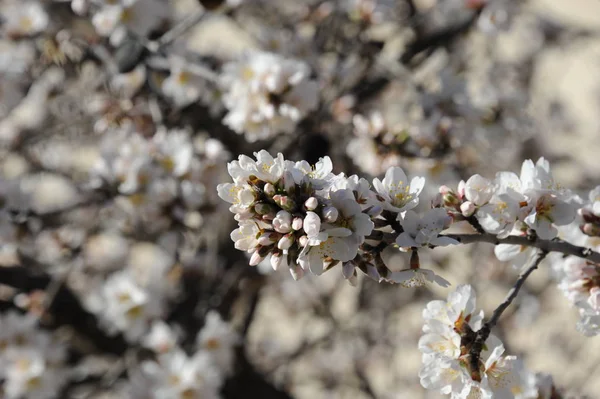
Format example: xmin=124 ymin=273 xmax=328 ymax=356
xmin=304 ymin=197 xmax=318 ymax=211
xmin=249 ymin=251 xmax=264 ymax=266
xmin=457 ymin=181 xmax=466 ymax=198
xmin=460 ymin=201 xmax=475 ymax=217
xmin=322 ymin=206 xmax=338 ymax=223
xmin=257 ymin=233 xmax=277 ymax=246
xmin=271 ymin=253 xmax=283 ymax=270
xmin=299 ymin=235 xmax=308 ymax=247
xmin=292 ymin=217 xmax=303 ymax=230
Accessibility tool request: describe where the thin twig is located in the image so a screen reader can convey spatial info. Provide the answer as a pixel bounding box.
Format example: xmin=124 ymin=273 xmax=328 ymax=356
xmin=467 ymin=250 xmax=548 ymax=381
xmin=147 ymin=9 xmax=207 ymax=52
xmin=446 ymin=233 xmax=600 ymax=264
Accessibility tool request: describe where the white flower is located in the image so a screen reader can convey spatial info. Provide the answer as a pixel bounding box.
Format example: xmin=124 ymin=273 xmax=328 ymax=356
xmin=3 ymin=349 xmax=66 ymax=399
xmin=589 ymin=186 xmax=600 ymax=215
xmin=1 ymin=1 xmax=49 ymax=37
xmin=396 ymin=209 xmax=457 ymax=248
xmin=142 ymin=321 xmax=179 ymax=354
xmin=152 ymin=128 xmax=194 ymax=177
xmin=476 ymin=172 xmax=524 ymax=237
xmin=524 ymin=194 xmax=577 ymax=239
xmin=91 ymin=0 xmax=170 ymax=46
xmin=423 ymin=284 xmax=483 ymax=332
xmin=161 ymin=56 xmax=206 ymax=107
xmin=139 ymin=350 xmax=223 ymax=399
xmin=88 ymin=270 xmax=163 ymax=342
xmin=419 ymin=356 xmax=469 ymax=395
xmin=298 ymin=235 xmax=352 ymax=275
xmin=221 ymin=51 xmax=319 ymax=141
xmin=230 ymin=220 xmax=260 ymax=252
xmin=227 ymin=150 xmax=286 ymax=183
xmin=464 ymin=174 xmax=494 ymax=206
xmin=494 ymin=243 xmax=535 ymax=270
xmin=196 ymin=311 xmax=240 ymax=376
xmin=273 ymin=210 xmax=293 ymax=233
xmin=373 ymin=166 xmax=425 ymax=213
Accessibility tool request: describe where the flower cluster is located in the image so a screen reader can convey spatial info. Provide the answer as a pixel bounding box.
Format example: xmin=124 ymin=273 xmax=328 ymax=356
xmin=218 ymin=151 xmax=460 ymax=285
xmin=220 ymin=52 xmax=319 ymax=142
xmin=129 ymin=311 xmax=239 ymax=398
xmin=74 ymin=0 xmax=170 ymax=46
xmin=0 ymin=312 xmax=68 ymax=399
xmin=437 ymin=157 xmax=580 ymax=268
xmin=90 ymin=127 xmax=229 ymax=233
xmin=419 ymin=285 xmax=558 ymax=398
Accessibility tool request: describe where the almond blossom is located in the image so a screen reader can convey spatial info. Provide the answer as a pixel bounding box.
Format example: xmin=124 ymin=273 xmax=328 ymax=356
xmin=373 ymin=166 xmax=425 ymax=213
xmin=396 ymin=209 xmax=458 ymax=248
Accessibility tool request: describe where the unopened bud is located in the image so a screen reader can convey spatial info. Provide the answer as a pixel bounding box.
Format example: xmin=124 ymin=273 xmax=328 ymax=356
xmin=263 ymin=183 xmax=276 ymax=197
xmin=273 ymin=195 xmax=296 ymax=212
xmin=582 ymin=223 xmax=600 ymax=237
xmin=323 ymin=206 xmax=339 ymax=223
xmin=457 ymin=181 xmax=466 ymax=199
xmin=273 ymin=210 xmax=292 ymax=233
xmin=271 ymin=253 xmax=283 ymax=270
xmin=249 ymin=251 xmax=264 ymax=266
xmin=277 ymin=234 xmax=294 ymax=250
xmin=442 ymin=191 xmax=460 ymax=207
xmin=304 ymin=197 xmax=318 ymax=211
xmin=299 ymin=235 xmax=308 ymax=247
xmin=258 ymin=233 xmax=278 ymax=246
xmin=460 ymin=201 xmax=476 ymax=217
xmin=292 ymin=217 xmax=303 ymax=230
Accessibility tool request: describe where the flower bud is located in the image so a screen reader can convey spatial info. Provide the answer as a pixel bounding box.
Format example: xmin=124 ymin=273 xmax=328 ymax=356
xmin=273 ymin=210 xmax=292 ymax=233
xmin=258 ymin=233 xmax=278 ymax=246
xmin=322 ymin=206 xmax=339 ymax=223
xmin=304 ymin=197 xmax=318 ymax=211
xmin=457 ymin=181 xmax=466 ymax=199
xmin=271 ymin=253 xmax=283 ymax=270
xmin=460 ymin=201 xmax=476 ymax=217
xmin=442 ymin=191 xmax=460 ymax=207
xmin=299 ymin=235 xmax=308 ymax=247
xmin=263 ymin=183 xmax=276 ymax=197
xmin=249 ymin=251 xmax=264 ymax=266
xmin=273 ymin=195 xmax=296 ymax=212
xmin=292 ymin=217 xmax=303 ymax=230
xmin=277 ymin=234 xmax=294 ymax=250
xmin=582 ymin=223 xmax=600 ymax=237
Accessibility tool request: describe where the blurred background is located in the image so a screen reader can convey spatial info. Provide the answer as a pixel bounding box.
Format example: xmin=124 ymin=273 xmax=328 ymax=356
xmin=1 ymin=0 xmax=599 ymax=397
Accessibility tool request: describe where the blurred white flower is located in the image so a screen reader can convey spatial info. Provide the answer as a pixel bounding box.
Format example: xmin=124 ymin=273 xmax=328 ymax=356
xmin=196 ymin=311 xmax=239 ymax=376
xmin=221 ymin=51 xmax=319 ymax=141
xmin=1 ymin=1 xmax=49 ymax=38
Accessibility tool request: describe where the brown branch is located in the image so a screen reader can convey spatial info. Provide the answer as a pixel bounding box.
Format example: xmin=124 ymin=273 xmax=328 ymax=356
xmin=467 ymin=250 xmax=548 ymax=381
xmin=445 ymin=233 xmax=600 ymax=264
